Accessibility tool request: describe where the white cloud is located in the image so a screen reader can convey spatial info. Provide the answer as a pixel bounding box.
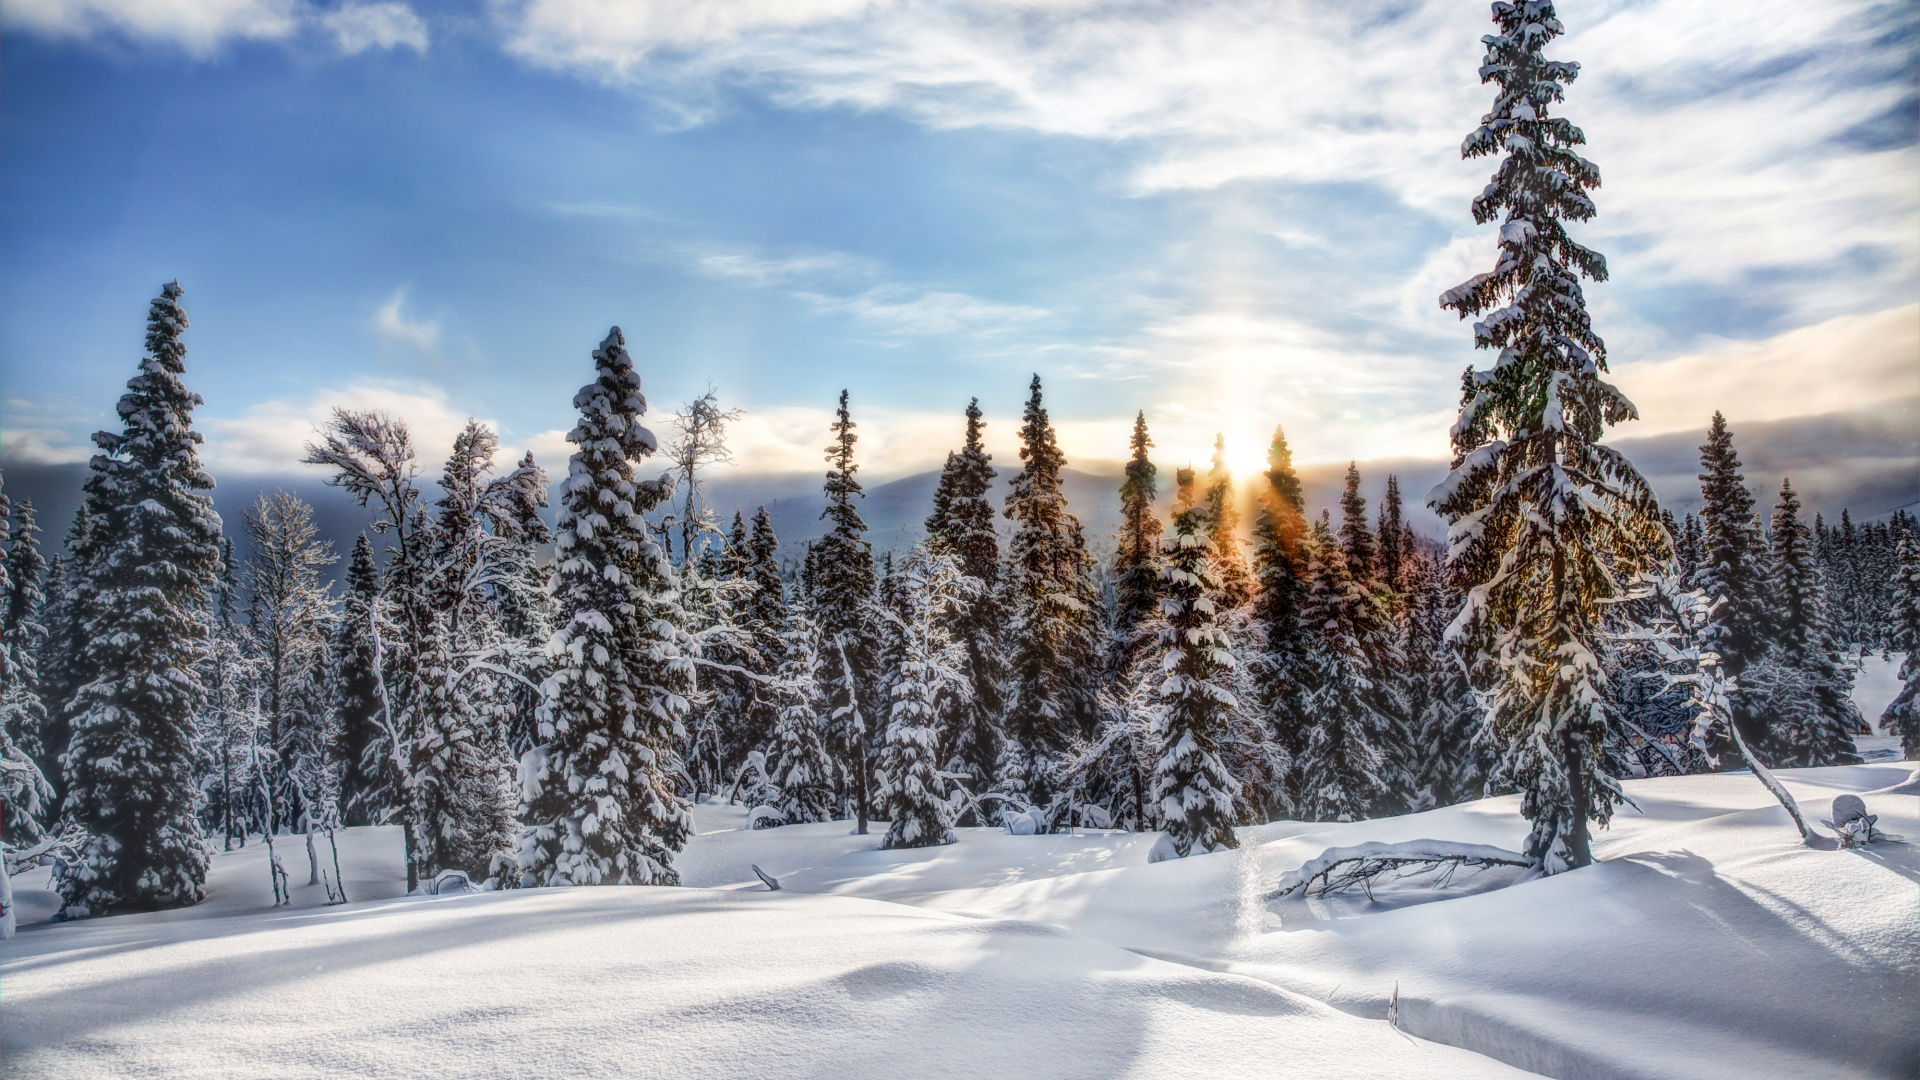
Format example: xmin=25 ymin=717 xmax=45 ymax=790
xmin=373 ymin=287 xmax=442 ymax=354
xmin=497 ymin=0 xmax=1917 ymax=331
xmin=1 ymin=0 xmax=301 ymax=54
xmin=1609 ymin=304 xmax=1920 ymax=439
xmin=322 ymin=1 xmax=427 ymax=54
xmin=199 ymin=378 xmax=528 ymax=476
xmin=799 ymin=287 xmax=1049 ymax=336
xmin=2 ymin=0 xmax=428 ymax=56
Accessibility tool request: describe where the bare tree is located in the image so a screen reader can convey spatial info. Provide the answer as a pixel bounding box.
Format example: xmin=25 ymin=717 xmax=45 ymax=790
xmin=241 ymin=491 xmax=337 ymax=841
xmin=664 ymin=388 xmax=743 ymax=565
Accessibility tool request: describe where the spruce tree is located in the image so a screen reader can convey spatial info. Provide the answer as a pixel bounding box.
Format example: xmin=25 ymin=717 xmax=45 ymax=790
xmin=766 ymin=603 xmax=838 ymax=824
xmin=922 ymin=399 xmax=1006 ymax=796
xmin=1001 ymin=375 xmax=1099 ymax=799
xmin=36 ymin=505 xmax=94 ymax=811
xmin=1695 ymin=413 xmax=1773 ymax=754
xmin=1403 ymin=545 xmax=1482 ymax=808
xmin=3 ymin=497 xmax=50 ymax=770
xmin=1676 ymin=513 xmax=1704 ymax=588
xmin=58 ymin=281 xmax=225 ymax=916
xmin=1246 ymin=423 xmax=1312 ymax=814
xmin=517 ymin=327 xmax=691 ymax=887
xmin=1296 ymin=518 xmax=1398 ymax=822
xmin=1378 ymin=475 xmax=1407 ymax=590
xmin=1745 ymin=480 xmax=1859 ymax=768
xmin=1337 ymin=463 xmax=1378 ymax=586
xmin=1204 ymin=435 xmax=1253 ymax=608
xmin=1148 ymin=487 xmax=1242 ymax=856
xmin=1878 ymin=535 xmax=1920 ymax=760
xmin=1112 ymin=412 xmax=1164 ymax=668
xmin=825 ymin=636 xmax=869 ymax=831
xmin=1430 ymin=6 xmax=1665 ymax=872
xmin=875 ymin=545 xmax=973 ymax=849
xmin=814 ymin=391 xmax=878 ymax=822
xmin=333 ymin=533 xmax=387 ymax=826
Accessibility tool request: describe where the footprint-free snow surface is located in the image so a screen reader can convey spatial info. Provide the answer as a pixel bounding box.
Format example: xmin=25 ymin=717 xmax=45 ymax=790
xmin=7 ymin=759 xmax=1916 ymax=1079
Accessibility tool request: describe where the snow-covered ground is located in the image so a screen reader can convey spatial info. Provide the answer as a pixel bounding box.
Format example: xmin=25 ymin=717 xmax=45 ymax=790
xmin=7 ymin=749 xmax=1916 ymax=1078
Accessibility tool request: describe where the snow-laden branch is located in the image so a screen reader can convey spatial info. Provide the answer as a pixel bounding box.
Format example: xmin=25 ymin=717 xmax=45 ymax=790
xmin=1268 ymin=840 xmax=1533 ymax=900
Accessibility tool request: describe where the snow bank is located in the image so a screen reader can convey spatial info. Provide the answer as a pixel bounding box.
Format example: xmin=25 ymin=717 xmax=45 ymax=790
xmin=3 ymin=885 xmax=1525 ymax=1080
xmin=6 ymin=758 xmax=1915 ymax=1079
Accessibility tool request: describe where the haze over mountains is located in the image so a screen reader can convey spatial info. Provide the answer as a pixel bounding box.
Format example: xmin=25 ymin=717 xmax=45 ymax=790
xmin=4 ymin=398 xmax=1911 ymax=585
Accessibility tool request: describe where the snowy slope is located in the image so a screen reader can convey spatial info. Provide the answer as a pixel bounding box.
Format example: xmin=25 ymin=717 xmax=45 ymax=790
xmin=6 ymin=757 xmax=1915 ymax=1079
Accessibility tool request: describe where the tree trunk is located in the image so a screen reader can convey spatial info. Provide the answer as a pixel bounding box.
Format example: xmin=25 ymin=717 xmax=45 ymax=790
xmin=306 ymin=827 xmax=321 ymax=887
xmin=1563 ymin=734 xmax=1593 ymax=868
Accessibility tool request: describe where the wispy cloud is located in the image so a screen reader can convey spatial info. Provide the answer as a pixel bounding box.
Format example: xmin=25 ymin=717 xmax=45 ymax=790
xmin=497 ymin=0 xmax=1917 ymax=335
xmin=321 ymin=1 xmax=427 ymax=54
xmin=2 ymin=0 xmax=428 ymax=57
xmin=373 ymin=287 xmax=442 ymax=354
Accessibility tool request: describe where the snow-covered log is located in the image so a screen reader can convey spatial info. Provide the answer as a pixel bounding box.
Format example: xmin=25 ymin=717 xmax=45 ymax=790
xmin=1268 ymin=840 xmax=1532 ymax=900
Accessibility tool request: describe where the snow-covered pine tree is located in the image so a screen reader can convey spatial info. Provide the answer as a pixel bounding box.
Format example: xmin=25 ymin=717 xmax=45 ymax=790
xmin=814 ymin=390 xmax=878 ymax=821
xmin=1296 ymin=516 xmax=1395 ymax=823
xmin=1675 ymin=512 xmax=1704 ymax=588
xmin=332 ymin=534 xmax=388 ymax=826
xmin=1742 ymin=480 xmax=1860 ymax=768
xmin=875 ymin=544 xmax=976 ymax=849
xmin=1402 ymin=542 xmax=1484 ymax=808
xmin=1112 ymin=412 xmax=1164 ymax=672
xmin=1331 ymin=463 xmax=1414 ymax=814
xmin=1337 ymin=464 xmax=1378 ymax=587
xmin=732 ymin=506 xmax=788 ymax=782
xmin=1000 ymin=375 xmax=1100 ymax=802
xmin=241 ymin=492 xmax=338 ymax=838
xmin=1695 ymin=413 xmax=1774 ymax=755
xmin=825 ymin=634 xmax=869 ymax=831
xmin=36 ymin=504 xmax=94 ymax=811
xmin=1429 ymin=3 xmax=1666 ymax=871
xmin=1148 ymin=482 xmax=1242 ymax=857
xmin=766 ymin=603 xmax=838 ymax=825
xmin=1204 ymin=435 xmax=1254 ymax=609
xmin=196 ymin=539 xmax=257 ymax=847
xmin=1378 ymin=475 xmax=1407 ymax=591
xmin=1245 ymin=424 xmax=1313 ymax=815
xmin=1879 ymin=535 xmax=1920 ymax=759
xmin=923 ymin=399 xmax=1006 ymax=804
xmin=58 ymin=281 xmax=224 ymax=917
xmin=491 ymin=452 xmax=556 ymax=761
xmin=3 ymin=497 xmax=50 ymax=771
xmin=518 ymin=327 xmax=691 ymax=888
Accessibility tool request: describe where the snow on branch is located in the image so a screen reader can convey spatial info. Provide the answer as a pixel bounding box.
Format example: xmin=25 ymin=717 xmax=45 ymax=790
xmin=1267 ymin=840 xmax=1533 ymax=901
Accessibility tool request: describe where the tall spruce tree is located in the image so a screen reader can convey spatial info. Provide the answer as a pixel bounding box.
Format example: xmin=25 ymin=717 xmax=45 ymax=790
xmin=1403 ymin=545 xmax=1483 ymax=808
xmin=1378 ymin=475 xmax=1407 ymax=590
xmin=815 ymin=390 xmax=878 ymax=822
xmin=1246 ymin=423 xmax=1312 ymax=815
xmin=923 ymin=399 xmax=1006 ymax=796
xmin=1878 ymin=535 xmax=1920 ymax=759
xmin=1337 ymin=464 xmax=1378 ymax=586
xmin=58 ymin=282 xmax=225 ymax=917
xmin=1744 ymin=480 xmax=1859 ymax=768
xmin=1204 ymin=435 xmax=1253 ymax=608
xmin=1112 ymin=412 xmax=1164 ymax=670
xmin=1429 ymin=6 xmax=1665 ymax=872
xmin=516 ymin=327 xmax=691 ymax=887
xmin=1000 ymin=375 xmax=1099 ymax=799
xmin=1147 ymin=486 xmax=1242 ymax=857
xmin=332 ymin=533 xmax=387 ymax=826
xmin=1695 ymin=413 xmax=1772 ymax=754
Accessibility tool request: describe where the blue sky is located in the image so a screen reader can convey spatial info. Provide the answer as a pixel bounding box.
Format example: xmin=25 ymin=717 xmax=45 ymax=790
xmin=2 ymin=0 xmax=1915 ymax=486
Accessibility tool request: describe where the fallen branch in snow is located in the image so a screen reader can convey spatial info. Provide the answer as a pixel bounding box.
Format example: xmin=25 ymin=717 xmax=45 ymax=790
xmin=1267 ymin=841 xmax=1533 ymax=901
